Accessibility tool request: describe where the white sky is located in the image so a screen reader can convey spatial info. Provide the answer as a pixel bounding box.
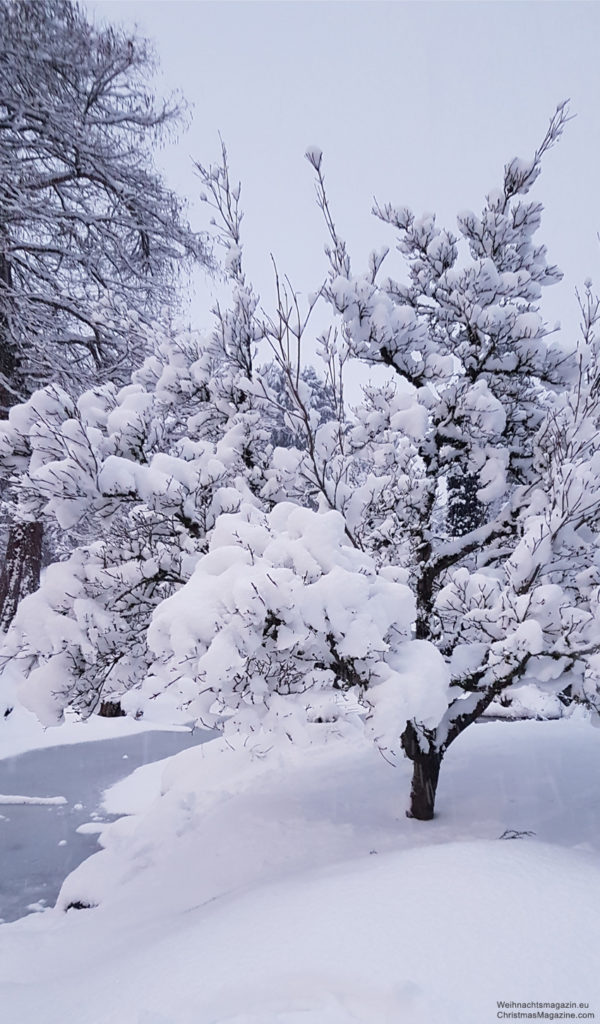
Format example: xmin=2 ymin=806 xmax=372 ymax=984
xmin=86 ymin=0 xmax=600 ymax=343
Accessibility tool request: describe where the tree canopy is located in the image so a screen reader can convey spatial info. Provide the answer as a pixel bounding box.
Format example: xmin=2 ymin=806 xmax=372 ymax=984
xmin=2 ymin=103 xmax=600 ymax=820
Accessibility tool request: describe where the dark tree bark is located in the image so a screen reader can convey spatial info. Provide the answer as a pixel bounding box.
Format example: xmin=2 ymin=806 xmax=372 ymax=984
xmin=0 ymin=248 xmax=43 ymax=630
xmin=407 ymin=752 xmax=443 ymax=820
xmin=0 ymin=521 xmax=43 ymax=631
xmin=0 ymin=247 xmax=20 ymax=417
xmin=98 ymin=700 xmax=126 ymax=718
xmin=401 ymin=719 xmax=444 ymax=820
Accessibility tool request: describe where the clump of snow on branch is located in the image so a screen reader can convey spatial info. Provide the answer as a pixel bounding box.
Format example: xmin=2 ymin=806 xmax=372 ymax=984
xmin=144 ymin=502 xmax=449 ymax=744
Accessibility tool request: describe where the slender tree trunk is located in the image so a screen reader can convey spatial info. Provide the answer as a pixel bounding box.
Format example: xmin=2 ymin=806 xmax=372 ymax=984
xmin=0 ymin=521 xmax=43 ymax=631
xmin=0 ymin=244 xmax=19 ymax=419
xmin=406 ymin=470 xmax=484 ymax=811
xmin=0 ymin=245 xmax=44 ymax=631
xmin=415 ymin=562 xmax=435 ymax=641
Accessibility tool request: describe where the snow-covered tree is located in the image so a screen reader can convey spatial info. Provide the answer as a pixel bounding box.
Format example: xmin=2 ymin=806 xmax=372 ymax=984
xmin=221 ymin=103 xmax=600 ymax=818
xmin=0 ymin=152 xmax=278 ymax=719
xmin=4 ymin=107 xmax=600 ymax=823
xmin=291 ymin=105 xmax=600 ymax=818
xmin=0 ymin=320 xmax=272 ymax=719
xmin=0 ymin=0 xmax=207 ymax=628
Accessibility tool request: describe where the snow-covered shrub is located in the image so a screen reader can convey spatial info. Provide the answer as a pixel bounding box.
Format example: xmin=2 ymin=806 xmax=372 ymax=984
xmin=0 ymin=328 xmax=270 ymax=721
xmin=140 ymin=501 xmax=449 ymax=746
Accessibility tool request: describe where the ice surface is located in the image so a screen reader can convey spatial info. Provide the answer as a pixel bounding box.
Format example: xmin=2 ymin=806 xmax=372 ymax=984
xmin=0 ymin=726 xmax=214 ymax=923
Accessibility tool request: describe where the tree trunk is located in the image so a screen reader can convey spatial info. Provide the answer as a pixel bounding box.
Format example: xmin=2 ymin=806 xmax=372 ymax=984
xmin=0 ymin=241 xmax=21 ymax=418
xmin=0 ymin=521 xmax=43 ymax=631
xmin=406 ymin=750 xmax=443 ymax=820
xmin=401 ymin=719 xmax=444 ymax=820
xmin=98 ymin=699 xmax=125 ymax=718
xmin=0 ymin=243 xmax=43 ymax=630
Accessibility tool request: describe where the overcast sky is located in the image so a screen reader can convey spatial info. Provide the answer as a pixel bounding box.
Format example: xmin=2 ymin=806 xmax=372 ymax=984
xmin=87 ymin=0 xmax=600 ymax=342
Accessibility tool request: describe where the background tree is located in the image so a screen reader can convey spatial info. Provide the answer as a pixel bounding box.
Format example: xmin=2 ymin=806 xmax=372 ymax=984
xmin=0 ymin=0 xmax=207 ymax=629
xmin=0 ymin=328 xmax=265 ymax=720
xmin=0 ymin=155 xmax=279 ymax=719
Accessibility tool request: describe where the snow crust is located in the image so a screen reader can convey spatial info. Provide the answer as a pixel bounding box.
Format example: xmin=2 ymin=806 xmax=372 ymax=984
xmin=0 ymin=794 xmax=66 ymax=806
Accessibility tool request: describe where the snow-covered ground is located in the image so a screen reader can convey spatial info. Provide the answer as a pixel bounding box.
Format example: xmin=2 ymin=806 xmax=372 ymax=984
xmin=1 ymin=713 xmax=599 ymax=1023
xmin=0 ymin=703 xmax=190 ymax=761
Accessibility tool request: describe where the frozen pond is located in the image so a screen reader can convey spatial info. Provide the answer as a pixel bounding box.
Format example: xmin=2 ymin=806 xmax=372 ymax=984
xmin=0 ymin=728 xmax=214 ymax=923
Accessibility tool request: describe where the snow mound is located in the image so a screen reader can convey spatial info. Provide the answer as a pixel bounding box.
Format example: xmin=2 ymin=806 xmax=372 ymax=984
xmin=1 ymin=717 xmax=600 ymax=1024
